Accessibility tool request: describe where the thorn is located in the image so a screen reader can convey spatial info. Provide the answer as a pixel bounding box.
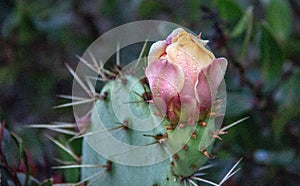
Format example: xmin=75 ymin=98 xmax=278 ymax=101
xmin=166 ymin=125 xmax=175 ymax=130
xmin=173 ymin=154 xmax=179 ymax=161
xmin=52 ymin=98 xmax=95 ymax=109
xmin=210 ymin=131 xmax=227 ymax=140
xmin=170 ymin=161 xmax=175 ymax=166
xmin=178 ymin=123 xmax=185 ymax=129
xmin=220 ymin=117 xmax=249 ymax=132
xmin=197 ymin=32 xmax=202 ymax=39
xmin=143 ymin=133 xmax=168 ymax=144
xmin=207 ymin=112 xmax=217 ymax=118
xmin=46 ymin=135 xmax=80 ymax=162
xmin=218 ymin=158 xmax=243 ymax=185
xmin=56 ymin=94 xmax=87 ymax=101
xmin=211 ymin=117 xmax=249 ymax=140
xmin=131 ymin=40 xmax=148 ymax=72
xmin=132 ymin=91 xmax=152 ymax=103
xmin=188 ymin=179 xmax=199 ymax=186
xmin=142 ymin=92 xmax=152 ymax=102
xmin=201 ymin=148 xmax=215 ymax=159
xmin=100 ymin=92 xmax=108 ymax=100
xmin=199 ymin=121 xmax=207 ymax=127
xmin=189 ymin=177 xmax=218 ymax=186
xmin=65 ymin=63 xmax=93 ymax=98
xmin=182 ymin=144 xmax=187 ymax=151
xmin=192 ymin=132 xmax=197 ymax=139
xmin=110 ymin=120 xmax=129 ymax=131
xmin=105 ymin=160 xmax=112 ymax=172
xmin=198 ymin=164 xmax=214 ymax=171
xmin=190 ymin=164 xmax=196 ymax=170
xmin=116 ymin=42 xmax=120 ymax=66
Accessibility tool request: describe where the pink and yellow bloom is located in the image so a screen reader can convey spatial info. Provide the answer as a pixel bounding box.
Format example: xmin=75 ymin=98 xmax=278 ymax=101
xmin=145 ymin=28 xmax=227 ymax=125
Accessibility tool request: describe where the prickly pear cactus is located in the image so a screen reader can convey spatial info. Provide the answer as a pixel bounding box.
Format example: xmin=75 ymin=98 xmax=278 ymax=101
xmin=81 ymin=76 xmax=217 ymax=185
xmin=79 ymin=27 xmax=242 ymax=186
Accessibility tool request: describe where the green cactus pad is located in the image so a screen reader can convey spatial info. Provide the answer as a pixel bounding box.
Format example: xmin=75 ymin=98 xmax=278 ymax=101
xmin=82 ymin=76 xmax=173 ymax=185
xmin=167 ymin=119 xmax=216 ymax=178
xmin=81 ymin=74 xmax=220 ymax=185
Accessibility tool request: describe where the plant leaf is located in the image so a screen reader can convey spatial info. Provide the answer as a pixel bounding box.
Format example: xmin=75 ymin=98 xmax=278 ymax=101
xmin=266 ymin=0 xmax=292 ymax=41
xmin=260 ymin=22 xmax=283 ymax=82
xmin=217 ymin=0 xmax=243 ymax=21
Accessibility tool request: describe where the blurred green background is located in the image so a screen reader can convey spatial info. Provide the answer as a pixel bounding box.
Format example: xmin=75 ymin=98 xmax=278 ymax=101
xmin=1 ymin=0 xmax=300 ymax=185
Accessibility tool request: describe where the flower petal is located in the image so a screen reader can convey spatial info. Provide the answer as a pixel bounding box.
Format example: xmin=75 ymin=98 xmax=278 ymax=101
xmin=195 ymin=70 xmax=212 ymax=110
xmin=179 ymin=95 xmax=199 ymax=126
xmin=195 ymin=58 xmax=227 ymax=109
xmin=166 ymin=28 xmax=186 ymax=44
xmin=145 ymin=59 xmax=185 ymax=112
xmin=204 ymin=57 xmax=227 ymax=93
xmin=148 ymin=40 xmax=167 ymax=64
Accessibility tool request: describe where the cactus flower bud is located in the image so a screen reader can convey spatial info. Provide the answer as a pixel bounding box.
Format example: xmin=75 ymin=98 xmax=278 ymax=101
xmin=145 ymin=28 xmax=227 ymax=125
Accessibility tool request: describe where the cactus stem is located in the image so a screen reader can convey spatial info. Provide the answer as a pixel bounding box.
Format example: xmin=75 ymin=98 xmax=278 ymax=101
xmin=201 ymin=148 xmax=216 ymax=159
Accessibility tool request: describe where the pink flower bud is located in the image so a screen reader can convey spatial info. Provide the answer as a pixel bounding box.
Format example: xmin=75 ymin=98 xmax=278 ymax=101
xmin=145 ymin=28 xmax=227 ymax=125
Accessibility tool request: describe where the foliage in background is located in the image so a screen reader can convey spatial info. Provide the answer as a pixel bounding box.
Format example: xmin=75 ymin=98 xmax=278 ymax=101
xmin=0 ymin=0 xmax=300 ymax=185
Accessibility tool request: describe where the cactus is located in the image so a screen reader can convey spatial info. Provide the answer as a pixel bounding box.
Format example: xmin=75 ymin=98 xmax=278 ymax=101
xmin=79 ymin=68 xmax=243 ymax=185
xmin=28 ymin=27 xmax=246 ymax=185
xmin=77 ymin=28 xmax=245 ymax=185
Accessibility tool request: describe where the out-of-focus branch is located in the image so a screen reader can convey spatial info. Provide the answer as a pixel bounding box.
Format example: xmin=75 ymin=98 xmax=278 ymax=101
xmin=201 ymin=6 xmax=263 ymax=100
xmin=201 ymin=5 xmax=299 ymax=112
xmin=0 ymin=121 xmax=22 ymax=186
xmin=72 ymin=0 xmax=101 ymax=40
